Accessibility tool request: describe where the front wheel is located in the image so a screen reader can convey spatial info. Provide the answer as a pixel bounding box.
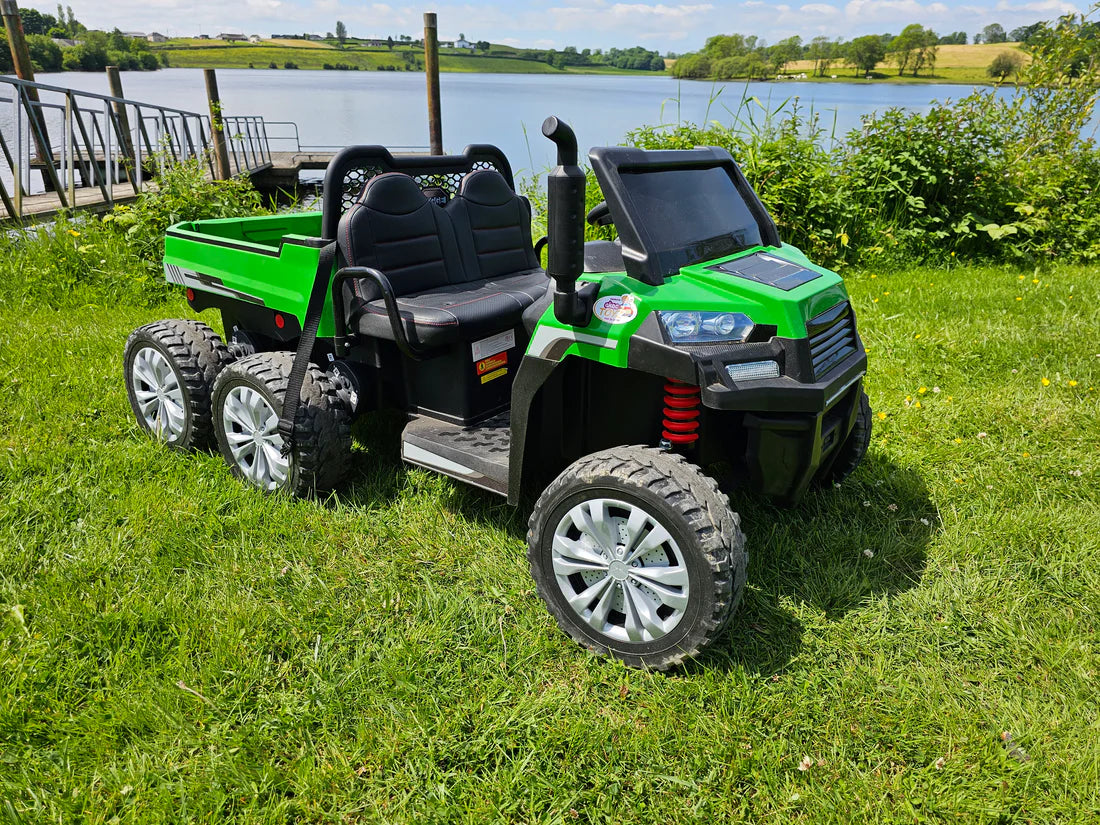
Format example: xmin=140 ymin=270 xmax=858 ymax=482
xmin=527 ymin=446 xmax=746 ymax=670
xmin=825 ymin=390 xmax=872 ymax=484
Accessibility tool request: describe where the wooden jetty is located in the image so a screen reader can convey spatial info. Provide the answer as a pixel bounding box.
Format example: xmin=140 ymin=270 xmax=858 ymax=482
xmin=0 ymin=73 xmax=347 ymax=226
xmin=8 ymin=152 xmax=338 ymax=223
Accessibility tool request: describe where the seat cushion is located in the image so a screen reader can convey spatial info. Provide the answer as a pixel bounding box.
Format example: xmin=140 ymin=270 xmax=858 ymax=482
xmin=352 ymin=270 xmax=548 ymax=348
xmin=338 ymin=172 xmax=465 ymax=301
xmin=446 ymin=169 xmax=541 ymax=281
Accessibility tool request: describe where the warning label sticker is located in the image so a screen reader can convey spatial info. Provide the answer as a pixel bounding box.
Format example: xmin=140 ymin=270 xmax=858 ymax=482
xmin=480 ymin=367 xmax=507 ymax=384
xmin=471 ymin=329 xmax=515 ymax=361
xmin=476 ymin=352 xmax=508 ymax=376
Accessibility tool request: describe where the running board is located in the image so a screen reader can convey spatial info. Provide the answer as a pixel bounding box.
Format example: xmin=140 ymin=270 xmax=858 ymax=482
xmin=401 ymin=412 xmax=510 ymax=497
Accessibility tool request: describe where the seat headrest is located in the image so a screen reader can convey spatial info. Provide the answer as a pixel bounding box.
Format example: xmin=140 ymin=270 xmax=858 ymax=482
xmin=358 ymin=172 xmax=429 ymax=215
xmin=458 ymin=169 xmax=515 ymax=207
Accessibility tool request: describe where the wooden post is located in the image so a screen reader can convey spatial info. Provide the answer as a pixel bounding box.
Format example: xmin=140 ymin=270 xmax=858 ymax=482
xmin=204 ymin=68 xmax=232 ymax=180
xmin=1 ymin=0 xmax=56 ymax=190
xmin=423 ymin=12 xmax=442 ymax=155
xmin=106 ymin=66 xmax=136 ymax=182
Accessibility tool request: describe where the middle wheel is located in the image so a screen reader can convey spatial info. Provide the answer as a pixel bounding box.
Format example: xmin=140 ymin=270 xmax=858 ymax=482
xmin=210 ymin=352 xmax=352 ymax=496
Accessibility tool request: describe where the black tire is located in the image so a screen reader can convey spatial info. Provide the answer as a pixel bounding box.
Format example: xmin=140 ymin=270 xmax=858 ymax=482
xmin=826 ymin=390 xmax=872 ymax=484
xmin=123 ymin=319 xmax=232 ymax=451
xmin=210 ymin=352 xmax=352 ymax=496
xmin=527 ymin=446 xmax=747 ymax=670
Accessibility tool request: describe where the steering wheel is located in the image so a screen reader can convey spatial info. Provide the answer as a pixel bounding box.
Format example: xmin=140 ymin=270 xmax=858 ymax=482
xmin=586 ymin=201 xmax=614 ymax=227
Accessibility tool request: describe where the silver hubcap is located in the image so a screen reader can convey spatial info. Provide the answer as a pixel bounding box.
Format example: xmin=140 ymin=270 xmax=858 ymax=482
xmin=552 ymin=498 xmax=690 ymax=644
xmin=130 ymin=346 xmax=186 ymax=441
xmin=221 ymin=385 xmax=290 ymax=490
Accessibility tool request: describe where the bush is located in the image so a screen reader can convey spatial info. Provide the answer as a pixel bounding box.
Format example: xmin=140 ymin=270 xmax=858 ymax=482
xmin=0 ymin=156 xmax=267 ymax=310
xmin=988 ymin=51 xmax=1025 ymax=79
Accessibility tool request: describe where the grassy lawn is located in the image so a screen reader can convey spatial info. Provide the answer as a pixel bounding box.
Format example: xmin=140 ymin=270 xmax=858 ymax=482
xmin=1 ymin=258 xmax=1098 ymax=822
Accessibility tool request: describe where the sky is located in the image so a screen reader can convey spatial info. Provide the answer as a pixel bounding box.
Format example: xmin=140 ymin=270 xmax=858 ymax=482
xmin=65 ymin=0 xmax=1090 ymax=52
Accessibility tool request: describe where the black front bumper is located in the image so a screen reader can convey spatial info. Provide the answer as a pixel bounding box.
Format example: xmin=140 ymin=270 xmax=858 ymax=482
xmin=698 ymin=347 xmax=867 ymax=504
xmin=625 ymin=311 xmax=868 ymax=504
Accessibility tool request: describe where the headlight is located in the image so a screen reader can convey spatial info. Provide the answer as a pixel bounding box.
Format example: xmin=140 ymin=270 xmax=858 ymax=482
xmin=657 ymin=311 xmax=755 ymax=344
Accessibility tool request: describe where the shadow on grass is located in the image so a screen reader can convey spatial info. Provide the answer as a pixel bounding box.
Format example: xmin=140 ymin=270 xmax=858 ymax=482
xmin=694 ymin=455 xmax=934 ymax=676
xmin=334 ymin=420 xmax=932 ymax=678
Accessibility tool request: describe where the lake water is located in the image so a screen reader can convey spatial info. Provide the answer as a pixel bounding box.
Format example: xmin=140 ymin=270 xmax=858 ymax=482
xmin=29 ymin=68 xmax=1090 ymax=178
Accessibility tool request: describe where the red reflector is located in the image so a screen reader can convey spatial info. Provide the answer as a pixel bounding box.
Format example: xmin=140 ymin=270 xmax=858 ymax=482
xmin=274 ymin=313 xmax=285 ymax=330
xmin=185 ymin=287 xmax=194 ymax=302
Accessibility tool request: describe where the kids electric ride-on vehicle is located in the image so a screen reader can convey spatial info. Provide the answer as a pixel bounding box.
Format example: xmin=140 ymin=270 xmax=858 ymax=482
xmin=123 ymin=117 xmax=871 ymax=669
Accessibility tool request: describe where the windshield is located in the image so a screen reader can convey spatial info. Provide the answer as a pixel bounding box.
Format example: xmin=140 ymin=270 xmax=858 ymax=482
xmin=618 ymin=166 xmax=764 ymax=273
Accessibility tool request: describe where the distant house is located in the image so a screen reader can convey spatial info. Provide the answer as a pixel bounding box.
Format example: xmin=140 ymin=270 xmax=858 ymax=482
xmin=217 ymin=33 xmax=246 ymax=41
xmin=439 ymin=40 xmax=454 ymax=48
xmin=146 ymin=32 xmax=167 ymax=43
xmin=306 ymin=34 xmax=323 ymax=41
xmin=196 ymin=34 xmax=211 ymax=39
xmin=362 ymin=38 xmax=388 ymax=47
xmin=122 ymin=31 xmax=146 ymax=39
xmin=248 ymin=34 xmax=262 ymax=43
xmin=51 ymin=37 xmax=78 ymax=47
xmin=455 ymin=37 xmax=475 ymax=50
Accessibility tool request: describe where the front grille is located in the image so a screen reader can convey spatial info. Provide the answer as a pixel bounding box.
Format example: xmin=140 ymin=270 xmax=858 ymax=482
xmin=808 ymin=302 xmax=857 ymax=380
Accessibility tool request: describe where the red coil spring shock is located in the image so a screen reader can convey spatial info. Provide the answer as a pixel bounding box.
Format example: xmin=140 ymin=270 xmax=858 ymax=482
xmin=662 ymin=379 xmax=701 ymax=445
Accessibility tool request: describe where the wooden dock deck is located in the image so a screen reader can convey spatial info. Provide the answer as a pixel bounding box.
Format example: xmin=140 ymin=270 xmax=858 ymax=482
xmin=3 ymin=151 xmax=337 ymax=224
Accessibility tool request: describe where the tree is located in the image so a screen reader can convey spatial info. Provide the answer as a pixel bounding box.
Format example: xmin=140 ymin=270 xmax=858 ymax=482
xmin=387 ymin=36 xmax=394 ymax=50
xmin=806 ymin=35 xmax=838 ymax=76
xmin=938 ymin=31 xmax=966 ymax=45
xmin=768 ymin=35 xmax=802 ymax=74
xmin=846 ymin=34 xmax=885 ymax=75
xmin=26 ymin=34 xmax=62 ymax=71
xmin=1009 ymin=23 xmax=1042 ymax=44
xmin=476 ymin=40 xmax=490 ymax=52
xmin=335 ymin=20 xmax=346 ymax=44
xmin=888 ymin=23 xmax=924 ymax=75
xmin=1 ymin=32 xmax=13 ymax=73
xmin=988 ymin=50 xmax=1024 ymax=79
xmin=983 ymin=23 xmax=1007 ymax=44
xmin=20 ymin=8 xmax=58 ymax=36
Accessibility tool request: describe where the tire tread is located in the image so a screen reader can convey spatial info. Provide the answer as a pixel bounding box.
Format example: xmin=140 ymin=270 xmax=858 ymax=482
xmin=527 ymin=446 xmax=747 ymax=671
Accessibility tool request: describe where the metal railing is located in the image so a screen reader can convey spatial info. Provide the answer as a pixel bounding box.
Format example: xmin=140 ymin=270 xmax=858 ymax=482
xmin=0 ymin=74 xmax=272 ymax=222
xmin=263 ymin=120 xmax=427 ymax=155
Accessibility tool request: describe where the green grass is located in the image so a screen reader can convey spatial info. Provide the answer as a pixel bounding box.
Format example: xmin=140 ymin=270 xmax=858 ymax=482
xmin=1 ymin=257 xmax=1099 ymax=822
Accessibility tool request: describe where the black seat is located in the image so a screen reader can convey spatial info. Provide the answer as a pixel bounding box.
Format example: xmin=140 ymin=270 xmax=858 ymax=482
xmin=339 ymin=171 xmax=547 ymax=349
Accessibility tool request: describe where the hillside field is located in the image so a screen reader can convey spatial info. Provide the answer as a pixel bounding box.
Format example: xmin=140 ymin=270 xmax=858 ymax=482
xmin=786 ymin=42 xmax=1031 ymax=83
xmin=153 ymin=39 xmax=657 ymax=75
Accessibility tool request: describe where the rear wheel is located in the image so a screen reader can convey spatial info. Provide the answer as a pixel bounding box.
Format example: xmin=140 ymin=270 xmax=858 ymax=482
xmin=528 ymin=446 xmax=746 ymax=670
xmin=211 ymin=352 xmax=352 ymax=496
xmin=123 ymin=319 xmax=231 ymax=450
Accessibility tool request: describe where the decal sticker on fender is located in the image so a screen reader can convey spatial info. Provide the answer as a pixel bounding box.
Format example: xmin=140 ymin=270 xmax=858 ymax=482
xmin=165 ymin=263 xmax=265 ymax=305
xmin=593 ymin=294 xmax=638 ymax=325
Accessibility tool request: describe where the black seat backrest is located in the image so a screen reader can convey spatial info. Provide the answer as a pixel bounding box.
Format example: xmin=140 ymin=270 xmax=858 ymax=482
xmin=446 ymin=169 xmax=540 ymax=281
xmin=338 ymin=172 xmax=465 ymax=298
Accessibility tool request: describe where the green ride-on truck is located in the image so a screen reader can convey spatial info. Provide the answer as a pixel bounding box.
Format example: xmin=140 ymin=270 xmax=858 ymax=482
xmin=123 ymin=117 xmax=871 ymax=670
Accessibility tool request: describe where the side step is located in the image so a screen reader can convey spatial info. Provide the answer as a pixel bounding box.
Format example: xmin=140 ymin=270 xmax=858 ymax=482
xmin=401 ymin=412 xmax=511 ymax=497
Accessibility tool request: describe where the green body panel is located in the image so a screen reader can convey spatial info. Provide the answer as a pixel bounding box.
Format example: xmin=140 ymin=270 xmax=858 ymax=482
xmin=166 ymin=214 xmax=850 ymax=361
xmin=163 ymin=212 xmax=344 ymax=338
xmin=528 ymin=243 xmax=850 ymax=364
